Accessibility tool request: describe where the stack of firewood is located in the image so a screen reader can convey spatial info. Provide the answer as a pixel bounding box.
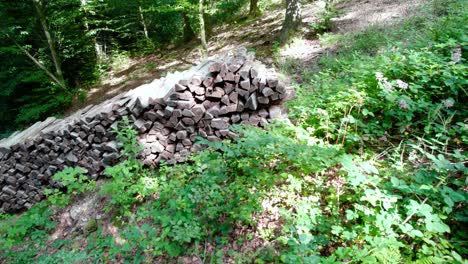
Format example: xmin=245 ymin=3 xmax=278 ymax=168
xmin=0 ymin=49 xmax=290 ymax=213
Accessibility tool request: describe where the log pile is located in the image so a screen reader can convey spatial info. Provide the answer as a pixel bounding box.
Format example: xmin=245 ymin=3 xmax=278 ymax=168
xmin=0 ymin=48 xmax=291 ymax=213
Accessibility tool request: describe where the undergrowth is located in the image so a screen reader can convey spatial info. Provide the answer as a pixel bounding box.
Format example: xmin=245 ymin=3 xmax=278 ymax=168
xmin=0 ymin=0 xmax=466 ymax=263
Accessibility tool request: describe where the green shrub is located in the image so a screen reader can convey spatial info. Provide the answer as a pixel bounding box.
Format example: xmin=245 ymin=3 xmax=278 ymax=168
xmin=0 ymin=202 xmax=56 ymax=262
xmin=310 ymin=0 xmax=339 ymax=35
xmin=100 ymin=118 xmax=154 ymax=220
xmin=289 ymin=1 xmax=468 ymax=147
xmin=280 ymin=1 xmax=468 ymax=262
xmin=44 ymin=167 xmax=96 ymax=208
xmin=98 ymin=124 xmax=340 ymax=261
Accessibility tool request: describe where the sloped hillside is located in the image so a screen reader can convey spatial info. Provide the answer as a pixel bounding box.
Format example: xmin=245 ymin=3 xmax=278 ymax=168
xmin=0 ymin=0 xmax=466 ymax=263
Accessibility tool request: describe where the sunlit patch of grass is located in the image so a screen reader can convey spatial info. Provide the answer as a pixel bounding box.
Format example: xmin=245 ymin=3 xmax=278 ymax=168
xmin=318 ymin=32 xmax=344 ymax=48
xmin=109 ymin=51 xmax=132 ymax=72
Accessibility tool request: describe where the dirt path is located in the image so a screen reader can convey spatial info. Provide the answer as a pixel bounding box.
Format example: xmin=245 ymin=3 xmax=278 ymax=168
xmin=279 ymin=0 xmax=425 ymax=63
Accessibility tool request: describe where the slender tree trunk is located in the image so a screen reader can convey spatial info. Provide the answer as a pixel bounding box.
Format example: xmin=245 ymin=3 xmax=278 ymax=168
xmin=198 ymin=0 xmax=208 ymax=58
xmin=32 ymin=0 xmax=66 ymax=89
xmin=80 ymin=0 xmax=105 ymax=61
xmin=138 ymin=4 xmax=149 ymax=39
xmin=279 ymin=0 xmax=301 ymax=44
xmin=182 ymin=11 xmax=195 ymax=42
xmin=249 ymin=0 xmax=260 ymax=17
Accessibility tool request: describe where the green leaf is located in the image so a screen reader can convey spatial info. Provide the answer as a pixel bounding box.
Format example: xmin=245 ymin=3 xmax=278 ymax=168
xmin=425 ymin=220 xmax=450 ymax=233
xmin=361 ymin=162 xmax=379 ymax=175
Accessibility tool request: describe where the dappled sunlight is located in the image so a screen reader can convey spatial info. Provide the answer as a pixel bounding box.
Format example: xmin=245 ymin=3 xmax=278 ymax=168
xmin=334 ymin=0 xmax=425 ymax=33
xmin=49 ymin=211 xmax=73 ymax=242
xmin=155 ymin=60 xmax=183 ymax=71
xmin=279 ymin=37 xmax=324 ymax=62
xmin=104 ymin=224 xmax=126 ymax=246
xmin=101 ymin=75 xmax=126 ymax=87
xmin=3 ymin=0 xmax=465 ymax=262
xmin=274 ymin=0 xmax=428 ymax=67
xmin=48 ymin=189 xmax=108 ymax=245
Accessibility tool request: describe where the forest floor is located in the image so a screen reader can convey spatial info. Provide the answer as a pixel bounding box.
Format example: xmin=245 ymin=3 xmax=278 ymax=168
xmin=53 ymin=0 xmax=430 ymax=261
xmin=66 ymin=0 xmax=424 ymax=115
xmin=5 ymin=0 xmax=466 ymax=262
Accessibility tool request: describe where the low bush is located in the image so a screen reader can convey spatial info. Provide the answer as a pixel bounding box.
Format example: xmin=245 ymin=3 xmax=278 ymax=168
xmin=0 ymin=202 xmax=56 ymax=263
xmin=44 ymin=167 xmax=95 ymax=208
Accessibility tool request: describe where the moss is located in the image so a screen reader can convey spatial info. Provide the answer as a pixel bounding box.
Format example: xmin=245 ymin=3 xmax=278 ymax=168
xmin=83 ymin=219 xmax=98 ymax=235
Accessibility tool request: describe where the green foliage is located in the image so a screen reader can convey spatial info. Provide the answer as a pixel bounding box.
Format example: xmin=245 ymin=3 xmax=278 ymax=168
xmin=1 ymin=121 xmax=327 ymax=262
xmin=100 ymin=118 xmax=152 ymax=219
xmin=271 ymin=40 xmax=282 ymax=58
xmin=0 ymin=0 xmax=97 ymax=133
xmin=328 ymin=151 xmax=465 ymax=262
xmin=44 ymin=167 xmax=96 ymax=208
xmin=0 ymin=202 xmax=56 ymax=263
xmin=1 ymin=1 xmax=466 ymax=263
xmin=260 ymin=143 xmax=466 ymax=263
xmin=0 ymin=0 xmax=255 ymax=133
xmin=35 ymin=249 xmax=90 ymax=264
xmin=211 ymin=0 xmax=249 ymax=24
xmin=0 ymin=168 xmax=94 ymax=261
xmin=89 ymin=124 xmax=340 ymax=262
xmin=309 ymin=0 xmax=339 ymax=35
xmin=289 ymin=0 xmax=468 ymax=147
xmin=281 ymin=1 xmax=468 ymax=262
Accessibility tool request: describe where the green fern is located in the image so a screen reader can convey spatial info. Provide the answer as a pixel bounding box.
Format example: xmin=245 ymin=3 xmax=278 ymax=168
xmin=370 ymin=246 xmax=403 ymax=264
xmin=412 ymin=256 xmax=436 ymax=264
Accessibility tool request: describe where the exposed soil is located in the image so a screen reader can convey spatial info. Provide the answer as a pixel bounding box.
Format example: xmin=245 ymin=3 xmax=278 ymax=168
xmin=279 ymin=0 xmax=425 ymax=63
xmin=67 ymin=0 xmax=424 ymax=114
xmin=53 ymin=0 xmax=429 ymax=262
xmin=67 ymin=0 xmax=425 ymax=116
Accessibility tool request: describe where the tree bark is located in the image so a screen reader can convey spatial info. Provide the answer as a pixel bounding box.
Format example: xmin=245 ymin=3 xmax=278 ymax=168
xmin=138 ymin=4 xmax=149 ymax=39
xmin=279 ymin=0 xmax=301 ymax=44
xmin=249 ymin=0 xmax=260 ymax=17
xmin=32 ymin=0 xmax=66 ymax=89
xmin=198 ymin=0 xmax=208 ymax=58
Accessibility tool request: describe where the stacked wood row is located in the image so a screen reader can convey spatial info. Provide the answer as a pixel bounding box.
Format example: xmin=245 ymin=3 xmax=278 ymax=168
xmin=0 ymin=48 xmax=290 ymax=213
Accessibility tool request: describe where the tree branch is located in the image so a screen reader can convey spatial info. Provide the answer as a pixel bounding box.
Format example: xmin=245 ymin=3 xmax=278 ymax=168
xmin=1 ymin=31 xmax=67 ymax=91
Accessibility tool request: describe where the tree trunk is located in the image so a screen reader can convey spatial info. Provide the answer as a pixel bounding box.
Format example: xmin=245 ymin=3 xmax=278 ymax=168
xmin=249 ymin=0 xmax=260 ymax=17
xmin=279 ymin=0 xmax=301 ymax=44
xmin=138 ymin=4 xmax=149 ymax=39
xmin=80 ymin=0 xmax=105 ymax=61
xmin=9 ymin=37 xmax=67 ymax=91
xmin=198 ymin=0 xmax=208 ymax=58
xmin=182 ymin=11 xmax=195 ymax=42
xmin=32 ymin=0 xmax=66 ymax=89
